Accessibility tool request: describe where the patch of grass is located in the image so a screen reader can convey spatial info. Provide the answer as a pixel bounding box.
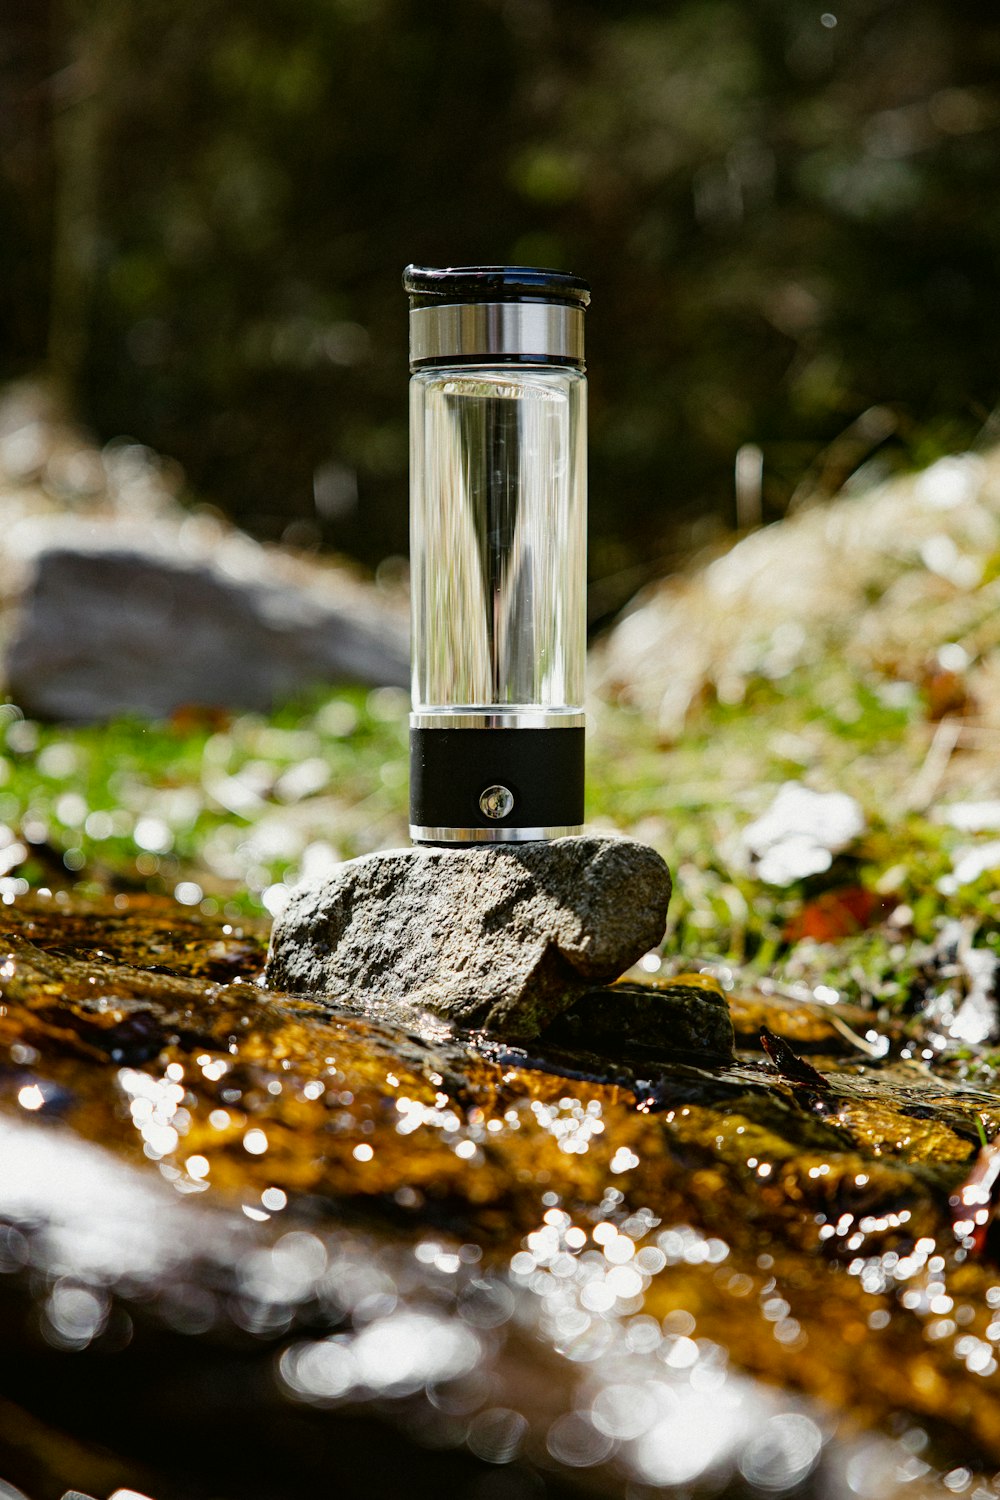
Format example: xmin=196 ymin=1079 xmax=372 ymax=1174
xmin=0 ymin=688 xmax=408 ymax=918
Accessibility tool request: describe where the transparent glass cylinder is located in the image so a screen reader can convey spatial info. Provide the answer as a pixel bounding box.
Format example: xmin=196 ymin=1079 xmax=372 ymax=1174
xmin=410 ymin=364 xmax=586 ymax=719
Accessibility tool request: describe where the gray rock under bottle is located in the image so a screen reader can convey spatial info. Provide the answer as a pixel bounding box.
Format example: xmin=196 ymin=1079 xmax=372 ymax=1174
xmin=265 ymin=834 xmax=673 ymax=1038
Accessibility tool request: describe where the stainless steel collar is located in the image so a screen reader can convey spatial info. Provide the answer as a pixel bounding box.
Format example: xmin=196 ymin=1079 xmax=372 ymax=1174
xmin=409 ymin=302 xmax=584 ymax=368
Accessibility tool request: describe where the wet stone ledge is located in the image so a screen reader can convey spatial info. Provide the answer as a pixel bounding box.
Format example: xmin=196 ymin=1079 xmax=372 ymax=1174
xmin=0 ymin=893 xmax=998 ymax=1500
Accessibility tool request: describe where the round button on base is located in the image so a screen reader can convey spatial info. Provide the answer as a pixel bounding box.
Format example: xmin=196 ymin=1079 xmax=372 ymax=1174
xmin=479 ymin=784 xmax=514 ymax=820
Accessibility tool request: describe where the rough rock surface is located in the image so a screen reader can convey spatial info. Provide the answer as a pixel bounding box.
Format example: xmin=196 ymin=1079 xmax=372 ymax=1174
xmin=265 ymin=835 xmax=672 ymax=1038
xmin=0 ymin=383 xmax=408 ymax=719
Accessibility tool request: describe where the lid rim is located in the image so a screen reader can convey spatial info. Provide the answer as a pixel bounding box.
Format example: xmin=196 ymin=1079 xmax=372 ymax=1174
xmin=403 ymin=263 xmax=590 ymax=308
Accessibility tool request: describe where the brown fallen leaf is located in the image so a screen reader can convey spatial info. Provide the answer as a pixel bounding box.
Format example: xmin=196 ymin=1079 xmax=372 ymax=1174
xmin=783 ymin=886 xmax=896 ymax=944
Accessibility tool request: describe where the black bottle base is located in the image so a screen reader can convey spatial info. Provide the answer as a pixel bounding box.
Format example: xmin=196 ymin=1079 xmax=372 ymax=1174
xmin=409 ymin=726 xmax=584 ymax=844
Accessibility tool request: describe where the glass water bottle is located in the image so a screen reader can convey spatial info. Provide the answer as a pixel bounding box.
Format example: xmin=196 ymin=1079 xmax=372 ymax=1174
xmin=404 ymin=264 xmax=590 ymax=843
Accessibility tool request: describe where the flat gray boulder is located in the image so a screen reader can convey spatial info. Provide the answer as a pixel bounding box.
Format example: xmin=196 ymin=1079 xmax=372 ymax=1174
xmin=265 ymin=835 xmax=672 ymax=1038
xmin=4 ymin=534 xmax=408 ymax=721
xmin=0 ymin=386 xmax=408 ymax=720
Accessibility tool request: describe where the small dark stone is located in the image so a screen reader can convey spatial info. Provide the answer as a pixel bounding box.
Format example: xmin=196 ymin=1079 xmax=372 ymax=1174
xmin=545 ymin=980 xmax=735 ymax=1062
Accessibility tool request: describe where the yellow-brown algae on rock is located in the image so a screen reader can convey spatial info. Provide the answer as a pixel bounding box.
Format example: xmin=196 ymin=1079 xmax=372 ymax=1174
xmin=2 ymin=892 xmax=1000 ymax=1495
xmin=728 ymin=985 xmax=884 ymax=1053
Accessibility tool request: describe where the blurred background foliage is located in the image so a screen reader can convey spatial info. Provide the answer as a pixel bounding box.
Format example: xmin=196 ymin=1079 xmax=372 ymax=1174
xmin=3 ymin=0 xmax=1000 ymax=618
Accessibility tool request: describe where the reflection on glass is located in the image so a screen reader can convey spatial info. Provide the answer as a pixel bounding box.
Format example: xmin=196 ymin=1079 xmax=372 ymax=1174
xmin=410 ymin=367 xmax=586 ymax=714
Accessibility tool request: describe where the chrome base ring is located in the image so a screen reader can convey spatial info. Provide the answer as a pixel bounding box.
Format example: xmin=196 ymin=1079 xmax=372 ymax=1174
xmin=410 ymin=824 xmax=581 ymax=845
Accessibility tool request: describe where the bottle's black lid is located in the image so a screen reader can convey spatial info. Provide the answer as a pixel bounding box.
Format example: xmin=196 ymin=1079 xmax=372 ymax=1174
xmin=403 ymin=265 xmax=590 ymax=309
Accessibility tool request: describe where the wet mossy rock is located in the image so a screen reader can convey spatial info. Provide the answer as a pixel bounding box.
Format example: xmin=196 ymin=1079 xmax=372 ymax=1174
xmin=550 ymin=976 xmax=735 ymax=1062
xmin=4 ymin=895 xmax=1000 ymax=1495
xmin=265 ymin=834 xmax=673 ymax=1038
